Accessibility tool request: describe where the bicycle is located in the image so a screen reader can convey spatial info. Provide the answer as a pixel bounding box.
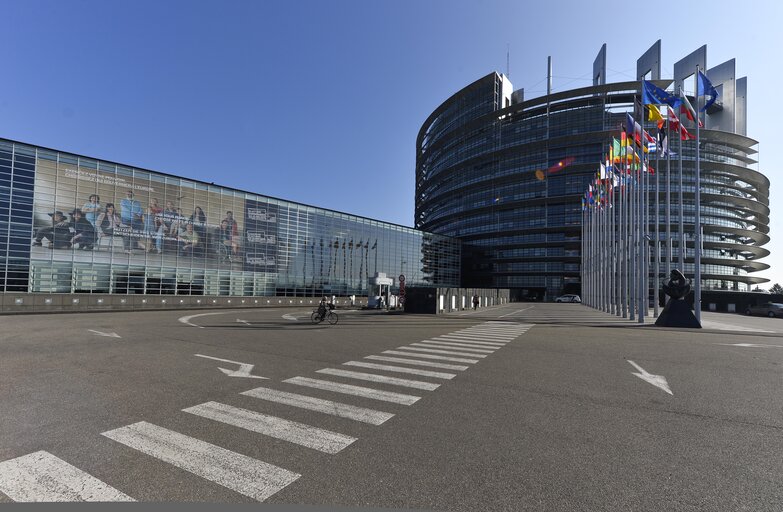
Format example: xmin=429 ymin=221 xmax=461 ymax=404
xmin=311 ymin=307 xmax=338 ymax=325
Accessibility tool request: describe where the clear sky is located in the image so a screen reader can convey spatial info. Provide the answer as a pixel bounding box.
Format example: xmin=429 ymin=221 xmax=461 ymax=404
xmin=1 ymin=0 xmax=781 ymax=286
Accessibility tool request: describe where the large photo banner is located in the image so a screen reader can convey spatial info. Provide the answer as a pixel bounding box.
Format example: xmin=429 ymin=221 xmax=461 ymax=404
xmin=31 ymin=158 xmax=245 ymax=270
xmin=243 ymin=199 xmax=278 ymax=273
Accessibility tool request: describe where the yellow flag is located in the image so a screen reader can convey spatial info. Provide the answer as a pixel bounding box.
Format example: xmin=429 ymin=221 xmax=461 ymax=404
xmin=647 ymin=104 xmax=664 ymax=129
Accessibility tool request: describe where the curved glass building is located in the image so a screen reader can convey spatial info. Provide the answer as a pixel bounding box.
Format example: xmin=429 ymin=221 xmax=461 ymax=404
xmin=415 ymin=43 xmax=769 ymax=300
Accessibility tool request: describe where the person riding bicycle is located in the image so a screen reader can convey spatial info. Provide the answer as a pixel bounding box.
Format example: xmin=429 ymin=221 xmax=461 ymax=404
xmin=317 ymin=297 xmax=328 ymax=321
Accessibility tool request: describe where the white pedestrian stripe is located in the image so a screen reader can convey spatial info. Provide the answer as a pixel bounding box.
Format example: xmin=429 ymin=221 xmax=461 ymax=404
xmin=455 ymin=330 xmax=520 ymax=336
xmin=437 ymin=335 xmax=509 ymax=344
xmin=410 ymin=342 xmax=495 ymax=354
xmin=432 ymin=336 xmax=508 ymax=348
xmin=283 ymin=377 xmax=421 ymax=405
xmin=382 ymin=350 xmax=480 ymax=364
xmin=365 ymin=355 xmax=469 ymax=371
xmin=101 ymin=421 xmax=300 ymax=502
xmin=344 ymin=361 xmax=456 ymax=379
xmin=451 ymin=332 xmax=514 ymax=340
xmin=241 ymin=387 xmax=394 ymax=425
xmin=183 ymin=402 xmax=356 ymax=454
xmin=397 ymin=346 xmax=489 ymax=358
xmin=431 ymin=337 xmax=506 ymax=347
xmin=315 ymin=368 xmax=441 ymax=391
xmin=0 ymin=451 xmax=135 ymax=502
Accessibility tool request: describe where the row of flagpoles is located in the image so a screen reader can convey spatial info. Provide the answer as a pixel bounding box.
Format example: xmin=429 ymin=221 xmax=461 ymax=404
xmin=581 ymin=67 xmax=718 ymax=324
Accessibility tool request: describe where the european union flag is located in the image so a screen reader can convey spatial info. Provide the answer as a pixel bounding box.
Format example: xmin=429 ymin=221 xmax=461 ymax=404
xmin=697 ymin=70 xmax=719 ymax=111
xmin=642 ymin=81 xmax=681 ymax=108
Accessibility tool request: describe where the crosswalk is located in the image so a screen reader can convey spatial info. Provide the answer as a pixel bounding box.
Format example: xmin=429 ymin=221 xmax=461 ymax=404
xmin=0 ymin=321 xmax=532 ymax=502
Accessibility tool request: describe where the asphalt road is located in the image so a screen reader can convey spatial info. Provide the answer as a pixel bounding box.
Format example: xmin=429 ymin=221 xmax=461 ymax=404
xmin=1 ymin=303 xmax=782 ymax=510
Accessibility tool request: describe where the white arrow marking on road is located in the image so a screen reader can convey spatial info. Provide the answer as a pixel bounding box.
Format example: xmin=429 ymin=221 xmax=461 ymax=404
xmin=236 ymin=319 xmax=251 ymax=325
xmin=88 ymin=329 xmax=121 ymax=338
xmin=194 ymin=354 xmax=269 ymax=379
xmin=718 ymin=343 xmax=783 ymax=348
xmin=627 ymin=360 xmax=673 ymax=395
xmin=178 ymin=311 xmax=229 ymax=328
xmin=282 ymin=313 xmax=299 ymax=321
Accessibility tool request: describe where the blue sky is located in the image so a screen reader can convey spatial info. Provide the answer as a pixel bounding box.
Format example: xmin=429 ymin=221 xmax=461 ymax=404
xmin=2 ymin=0 xmax=781 ymax=286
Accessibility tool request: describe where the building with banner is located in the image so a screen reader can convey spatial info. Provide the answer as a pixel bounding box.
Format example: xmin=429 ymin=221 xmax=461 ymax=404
xmin=0 ymin=137 xmax=460 ymax=303
xmin=415 ymin=42 xmax=769 ymax=301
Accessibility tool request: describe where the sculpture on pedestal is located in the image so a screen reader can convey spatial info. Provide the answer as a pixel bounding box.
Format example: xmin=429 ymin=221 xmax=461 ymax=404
xmin=655 ymin=269 xmax=702 ymax=328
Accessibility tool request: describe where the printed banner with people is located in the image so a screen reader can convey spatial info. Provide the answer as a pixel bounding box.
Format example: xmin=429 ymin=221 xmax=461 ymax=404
xmin=30 ymin=157 xmax=273 ymax=272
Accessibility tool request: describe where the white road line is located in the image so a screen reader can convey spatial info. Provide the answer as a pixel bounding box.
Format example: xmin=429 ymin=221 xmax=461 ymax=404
xmin=450 ymin=333 xmax=516 ymax=340
xmin=0 ymin=451 xmax=134 ymax=502
xmin=283 ymin=377 xmax=421 ymax=405
xmin=343 ymin=361 xmax=456 ymax=379
xmin=365 ymin=355 xmax=469 ymax=371
xmin=410 ymin=342 xmax=495 ymax=354
xmin=241 ymin=387 xmax=394 ymax=425
xmin=183 ymin=402 xmax=356 ymax=454
xmin=382 ymin=350 xmax=480 ymax=364
xmin=397 ymin=346 xmax=489 ymax=358
xmin=101 ymin=421 xmax=299 ymax=502
xmin=178 ymin=311 xmax=231 ymax=329
xmin=699 ymin=320 xmax=772 ymax=333
xmin=315 ymin=368 xmax=441 ymax=391
xmin=499 ymin=306 xmax=535 ymax=317
xmin=717 ymin=343 xmax=783 ymax=348
xmin=417 ymin=340 xmax=500 ymax=351
xmin=432 ymin=337 xmax=506 ymax=347
xmin=452 ymin=332 xmax=516 ymax=339
xmin=282 ymin=313 xmax=299 ymax=321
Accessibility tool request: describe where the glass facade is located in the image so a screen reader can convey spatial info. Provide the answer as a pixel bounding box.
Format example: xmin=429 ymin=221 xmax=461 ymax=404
xmin=0 ymin=138 xmax=460 ymax=296
xmin=416 ymin=73 xmax=769 ymax=299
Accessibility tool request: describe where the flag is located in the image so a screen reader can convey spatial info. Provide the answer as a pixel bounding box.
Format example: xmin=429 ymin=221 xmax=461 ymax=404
xmin=642 ymin=80 xmax=682 ymax=108
xmin=668 ymin=106 xmax=695 ymax=140
xmin=697 ymin=70 xmax=718 ymax=111
xmin=647 ymin=104 xmax=665 ymax=129
xmin=679 ymin=92 xmax=703 ymax=127
xmin=626 ymin=112 xmax=656 ymax=147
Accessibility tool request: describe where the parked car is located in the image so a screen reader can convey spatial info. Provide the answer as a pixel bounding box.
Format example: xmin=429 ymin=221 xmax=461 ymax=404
xmin=745 ymin=302 xmax=783 ymax=318
xmin=555 ymin=294 xmax=581 ymax=303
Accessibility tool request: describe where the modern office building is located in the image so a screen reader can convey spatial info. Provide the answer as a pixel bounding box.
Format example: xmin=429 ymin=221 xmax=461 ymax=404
xmin=415 ymin=42 xmax=769 ymax=300
xmin=0 ymin=138 xmax=460 ymax=298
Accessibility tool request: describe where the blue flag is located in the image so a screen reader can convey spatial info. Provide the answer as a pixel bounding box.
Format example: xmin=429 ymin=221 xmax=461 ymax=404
xmin=697 ymin=70 xmax=718 ymax=111
xmin=642 ymin=80 xmax=682 ymax=108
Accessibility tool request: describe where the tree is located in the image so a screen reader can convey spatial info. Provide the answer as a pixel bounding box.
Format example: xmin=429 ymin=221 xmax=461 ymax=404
xmin=770 ymin=283 xmax=783 ymax=295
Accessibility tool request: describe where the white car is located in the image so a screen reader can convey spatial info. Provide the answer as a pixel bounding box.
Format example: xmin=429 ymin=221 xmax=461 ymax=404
xmin=555 ymin=294 xmax=581 ymax=303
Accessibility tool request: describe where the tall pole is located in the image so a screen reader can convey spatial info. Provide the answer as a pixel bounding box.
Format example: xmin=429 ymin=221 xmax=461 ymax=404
xmin=665 ymin=113 xmax=672 ymax=279
xmin=654 ymin=123 xmax=661 ymax=317
xmin=637 ymin=99 xmax=645 ymax=324
xmin=621 ymin=145 xmax=627 ymax=318
xmin=628 ymin=132 xmax=636 ymax=321
xmin=677 ymin=86 xmax=685 ymax=272
xmin=694 ymin=66 xmax=703 ymax=323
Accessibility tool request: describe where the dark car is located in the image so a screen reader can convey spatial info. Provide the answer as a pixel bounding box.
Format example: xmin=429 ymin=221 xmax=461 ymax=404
xmin=745 ymin=302 xmax=783 ymax=318
xmin=555 ymin=294 xmax=581 ymax=303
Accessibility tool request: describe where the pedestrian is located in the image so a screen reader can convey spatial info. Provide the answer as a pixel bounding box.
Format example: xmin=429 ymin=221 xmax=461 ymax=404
xmin=472 ymin=294 xmax=479 ymax=310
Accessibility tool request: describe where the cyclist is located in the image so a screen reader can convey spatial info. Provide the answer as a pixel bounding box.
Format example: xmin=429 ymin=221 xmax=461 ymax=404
xmin=316 ymin=297 xmax=328 ymax=322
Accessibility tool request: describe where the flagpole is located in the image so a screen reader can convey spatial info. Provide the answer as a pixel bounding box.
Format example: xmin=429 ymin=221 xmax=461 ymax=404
xmin=628 ymin=132 xmax=636 ymax=321
xmin=654 ymin=119 xmax=660 ymax=318
xmin=638 ymin=97 xmax=645 ymax=324
xmin=621 ymin=139 xmax=628 ymax=318
xmin=666 ymin=110 xmax=672 ymax=280
xmin=694 ymin=66 xmax=702 ymax=323
xmin=677 ymin=86 xmax=685 ymax=273
xmin=614 ymin=166 xmax=621 ymax=317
